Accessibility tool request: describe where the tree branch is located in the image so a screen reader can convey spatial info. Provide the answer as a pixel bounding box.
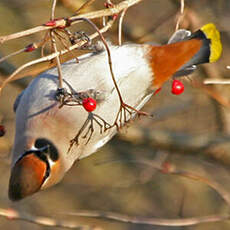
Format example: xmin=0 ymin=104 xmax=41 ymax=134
xmin=0 ymin=208 xmax=99 ymax=230
xmin=0 ymin=20 xmax=114 ymax=92
xmin=63 ymin=210 xmax=230 ymax=227
xmin=0 ymin=0 xmax=143 ymax=44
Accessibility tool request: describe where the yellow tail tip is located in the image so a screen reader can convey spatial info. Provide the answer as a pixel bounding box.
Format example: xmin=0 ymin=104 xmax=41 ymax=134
xmin=201 ymin=23 xmax=222 ymax=63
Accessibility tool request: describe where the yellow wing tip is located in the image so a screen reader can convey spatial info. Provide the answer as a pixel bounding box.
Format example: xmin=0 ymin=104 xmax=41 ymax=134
xmin=201 ymin=23 xmax=222 ymax=63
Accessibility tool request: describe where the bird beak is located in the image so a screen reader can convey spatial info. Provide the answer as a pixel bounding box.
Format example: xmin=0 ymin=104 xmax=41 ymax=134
xmin=8 ymin=149 xmax=49 ymax=201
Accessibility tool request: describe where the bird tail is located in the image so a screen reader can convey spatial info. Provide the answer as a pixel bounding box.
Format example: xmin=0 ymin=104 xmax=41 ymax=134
xmin=149 ymin=23 xmax=222 ymax=89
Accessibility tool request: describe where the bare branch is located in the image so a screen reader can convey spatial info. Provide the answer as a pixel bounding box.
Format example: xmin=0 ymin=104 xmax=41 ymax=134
xmin=1 ymin=206 xmax=229 ymax=228
xmin=72 ymin=17 xmax=123 ymax=104
xmin=0 ymin=0 xmax=143 ymax=44
xmin=204 ymin=79 xmax=230 ymax=85
xmin=118 ymin=8 xmax=128 ymax=45
xmin=100 ymin=157 xmax=230 ymax=208
xmin=175 ymin=0 xmax=185 ymax=31
xmin=0 ymin=48 xmax=25 ymax=64
xmin=0 ymin=208 xmax=100 ymax=230
xmin=171 ymin=169 xmax=230 ymax=207
xmin=191 ymin=80 xmax=230 ymax=108
xmin=0 ymin=20 xmax=114 ymax=92
xmin=75 ymin=0 xmax=97 ymax=14
xmin=63 ymin=210 xmax=230 ymax=227
xmin=60 ymin=157 xmax=230 ymax=227
xmin=50 ymin=0 xmax=64 ymax=88
xmin=51 ymin=0 xmax=57 ymax=20
xmin=50 ymin=31 xmax=64 ymax=88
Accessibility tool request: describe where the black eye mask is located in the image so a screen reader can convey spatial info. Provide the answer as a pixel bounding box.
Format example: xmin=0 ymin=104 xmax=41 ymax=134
xmin=35 ymin=138 xmax=59 ymax=162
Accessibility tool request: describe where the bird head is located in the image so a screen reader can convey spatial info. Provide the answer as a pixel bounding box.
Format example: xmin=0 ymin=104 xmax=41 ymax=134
xmin=8 ymin=76 xmax=81 ymax=201
xmin=8 ymin=137 xmax=64 ymax=201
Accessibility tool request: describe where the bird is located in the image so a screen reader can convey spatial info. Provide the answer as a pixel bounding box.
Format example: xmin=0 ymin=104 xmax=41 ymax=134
xmin=8 ymin=23 xmax=222 ymax=201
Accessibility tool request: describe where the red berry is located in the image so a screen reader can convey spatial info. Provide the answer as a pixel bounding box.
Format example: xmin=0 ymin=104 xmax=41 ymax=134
xmin=82 ymin=98 xmax=97 ymax=112
xmin=0 ymin=125 xmax=6 ymax=137
xmin=171 ymin=80 xmax=184 ymax=95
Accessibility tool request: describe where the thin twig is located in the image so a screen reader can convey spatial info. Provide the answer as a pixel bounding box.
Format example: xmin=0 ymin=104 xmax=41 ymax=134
xmin=54 ymin=31 xmax=78 ymax=61
xmin=191 ymin=80 xmax=230 ymax=107
xmin=50 ymin=0 xmax=64 ymax=88
xmin=180 ymin=0 xmax=185 ymax=14
xmin=118 ymin=8 xmax=128 ymax=45
xmin=99 ymin=157 xmax=230 ymax=207
xmin=71 ymin=19 xmax=150 ymax=128
xmin=41 ymin=31 xmax=50 ymax=57
xmin=175 ymin=0 xmax=185 ymax=31
xmin=75 ymin=0 xmax=97 ymax=14
xmin=1 ymin=206 xmax=229 ymax=228
xmin=0 ymin=208 xmax=98 ymax=230
xmin=0 ymin=48 xmax=25 ymax=64
xmin=0 ymin=38 xmax=50 ymax=64
xmin=51 ymin=0 xmax=57 ymax=20
xmin=204 ymin=79 xmax=230 ymax=85
xmin=62 ymin=158 xmax=230 ymax=227
xmin=173 ymin=170 xmax=230 ymax=207
xmin=50 ymin=31 xmax=64 ymax=88
xmin=64 ymin=210 xmax=230 ymax=227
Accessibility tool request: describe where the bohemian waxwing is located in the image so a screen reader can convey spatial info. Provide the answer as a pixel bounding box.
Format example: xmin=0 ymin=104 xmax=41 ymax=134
xmin=8 ymin=23 xmax=222 ymax=201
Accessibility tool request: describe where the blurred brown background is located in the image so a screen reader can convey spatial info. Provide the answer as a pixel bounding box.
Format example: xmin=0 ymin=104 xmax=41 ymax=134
xmin=0 ymin=0 xmax=230 ymax=229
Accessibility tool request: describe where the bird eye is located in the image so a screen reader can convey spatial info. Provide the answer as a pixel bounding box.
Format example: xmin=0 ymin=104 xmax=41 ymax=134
xmin=35 ymin=138 xmax=59 ymax=161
